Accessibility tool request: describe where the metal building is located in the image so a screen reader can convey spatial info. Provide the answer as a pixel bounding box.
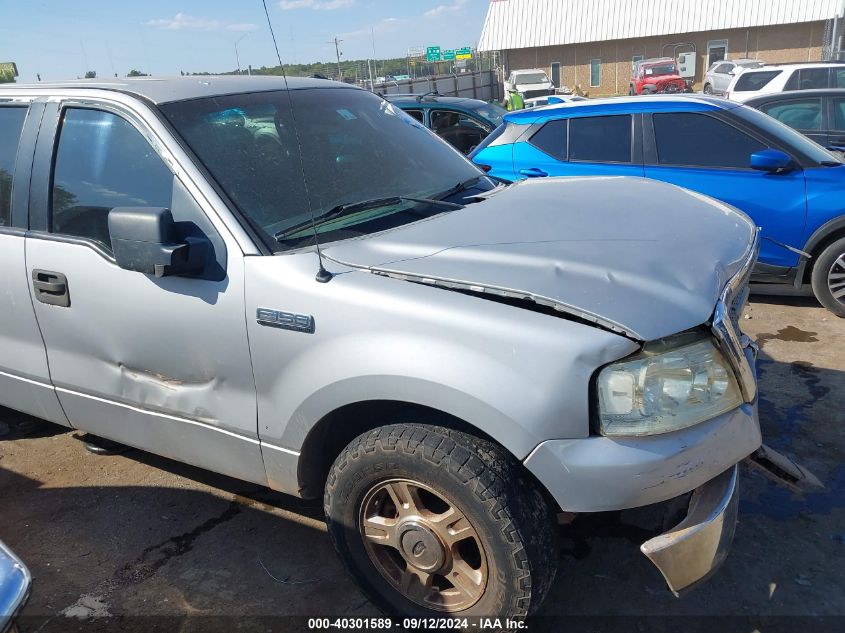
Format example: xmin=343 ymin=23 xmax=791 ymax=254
xmin=478 ymin=0 xmax=845 ymax=94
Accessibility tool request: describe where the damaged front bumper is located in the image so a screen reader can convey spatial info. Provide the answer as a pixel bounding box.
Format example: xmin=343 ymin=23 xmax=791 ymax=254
xmin=640 ymin=465 xmax=738 ymax=595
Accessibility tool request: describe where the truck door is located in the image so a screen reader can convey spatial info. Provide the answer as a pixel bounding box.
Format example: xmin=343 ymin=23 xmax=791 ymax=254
xmin=24 ymin=99 xmax=265 ymax=485
xmin=0 ymin=99 xmax=68 ymax=425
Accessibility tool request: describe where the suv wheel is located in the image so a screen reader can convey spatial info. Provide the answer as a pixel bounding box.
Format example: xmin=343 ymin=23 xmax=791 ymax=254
xmin=703 ymin=83 xmax=713 ymax=94
xmin=324 ymin=424 xmax=558 ymax=619
xmin=811 ymin=237 xmax=845 ymax=316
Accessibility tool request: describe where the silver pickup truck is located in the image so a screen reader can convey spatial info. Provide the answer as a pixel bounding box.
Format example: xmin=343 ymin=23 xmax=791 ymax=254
xmin=0 ymin=77 xmax=761 ymax=619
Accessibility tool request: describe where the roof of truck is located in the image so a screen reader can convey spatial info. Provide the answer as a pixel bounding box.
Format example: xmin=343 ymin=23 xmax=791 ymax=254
xmin=0 ymin=75 xmax=358 ymax=104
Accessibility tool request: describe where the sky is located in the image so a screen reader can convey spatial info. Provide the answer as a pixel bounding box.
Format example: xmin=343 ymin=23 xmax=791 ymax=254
xmin=0 ymin=0 xmax=490 ymax=82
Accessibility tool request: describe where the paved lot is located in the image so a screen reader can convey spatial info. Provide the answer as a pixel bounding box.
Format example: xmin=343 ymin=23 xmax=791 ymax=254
xmin=1 ymin=295 xmax=844 ymax=632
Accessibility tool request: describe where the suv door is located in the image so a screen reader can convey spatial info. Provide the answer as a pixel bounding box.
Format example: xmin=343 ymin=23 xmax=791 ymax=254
xmin=512 ymin=114 xmax=644 ymax=179
xmin=24 ymin=99 xmax=265 ymax=485
xmin=644 ymin=111 xmax=807 ymax=269
xmin=0 ymin=100 xmax=68 ymax=425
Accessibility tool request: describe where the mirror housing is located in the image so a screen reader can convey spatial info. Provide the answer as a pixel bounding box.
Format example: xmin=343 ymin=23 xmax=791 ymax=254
xmin=750 ymin=149 xmax=794 ymax=173
xmin=108 ymin=207 xmax=207 ymax=278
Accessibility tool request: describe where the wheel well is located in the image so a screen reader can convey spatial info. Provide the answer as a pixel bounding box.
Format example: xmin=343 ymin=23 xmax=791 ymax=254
xmin=803 ymin=227 xmax=845 ymax=284
xmin=296 ymin=400 xmax=500 ymax=499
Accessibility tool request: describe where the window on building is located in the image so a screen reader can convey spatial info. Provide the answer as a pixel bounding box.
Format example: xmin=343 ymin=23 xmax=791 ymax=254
xmin=589 ymin=59 xmax=601 ymax=87
xmin=707 ymin=40 xmax=728 ymax=67
xmin=759 ymin=98 xmax=822 ymax=131
xmin=653 ymin=112 xmax=767 ymax=169
xmin=529 ymin=119 xmax=567 ymax=160
xmin=550 ymin=61 xmax=561 ymax=88
xmin=569 ymin=115 xmax=631 ymax=163
xmin=51 ymin=108 xmax=174 ymax=250
xmin=0 ymin=107 xmax=28 ymax=227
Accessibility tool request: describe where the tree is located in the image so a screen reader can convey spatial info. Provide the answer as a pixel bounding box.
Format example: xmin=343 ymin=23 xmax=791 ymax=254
xmin=84 ymin=70 xmax=96 ymax=79
xmin=126 ymin=69 xmax=149 ymax=77
xmin=0 ymin=70 xmax=14 ymax=84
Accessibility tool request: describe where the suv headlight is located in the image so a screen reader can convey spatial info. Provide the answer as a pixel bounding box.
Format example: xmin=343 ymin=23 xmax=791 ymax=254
xmin=596 ymin=332 xmax=742 ymax=437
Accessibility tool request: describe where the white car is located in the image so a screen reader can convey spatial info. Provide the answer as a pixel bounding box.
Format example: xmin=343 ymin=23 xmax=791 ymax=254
xmin=504 ymin=68 xmax=555 ymax=102
xmin=702 ymin=59 xmax=764 ymax=95
xmin=725 ymin=62 xmax=845 ymax=102
xmin=523 ymin=94 xmax=587 ymax=108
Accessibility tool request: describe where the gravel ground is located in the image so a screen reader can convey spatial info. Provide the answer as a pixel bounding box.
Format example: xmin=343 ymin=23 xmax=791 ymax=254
xmin=1 ymin=295 xmax=843 ymax=632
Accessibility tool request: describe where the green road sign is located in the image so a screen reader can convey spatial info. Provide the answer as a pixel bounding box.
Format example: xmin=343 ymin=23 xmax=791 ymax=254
xmin=0 ymin=62 xmax=18 ymax=77
xmin=442 ymin=49 xmax=456 ymax=61
xmin=455 ymin=47 xmax=473 ymax=60
xmin=426 ymin=46 xmax=441 ymax=62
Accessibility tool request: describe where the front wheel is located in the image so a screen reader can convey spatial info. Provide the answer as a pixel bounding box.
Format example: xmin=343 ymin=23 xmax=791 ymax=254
xmin=811 ymin=236 xmax=845 ymax=316
xmin=703 ymin=83 xmax=713 ymax=94
xmin=324 ymin=424 xmax=558 ymax=619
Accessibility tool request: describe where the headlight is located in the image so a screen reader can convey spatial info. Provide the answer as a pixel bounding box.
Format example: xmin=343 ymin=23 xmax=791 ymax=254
xmin=596 ymin=332 xmax=742 ymax=437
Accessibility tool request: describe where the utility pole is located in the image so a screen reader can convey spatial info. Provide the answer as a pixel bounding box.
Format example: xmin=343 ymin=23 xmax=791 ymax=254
xmin=234 ymin=34 xmax=248 ymax=74
xmin=329 ymin=36 xmax=343 ymax=80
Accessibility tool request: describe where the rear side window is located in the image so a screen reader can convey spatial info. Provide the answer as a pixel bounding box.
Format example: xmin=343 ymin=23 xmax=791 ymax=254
xmin=529 ymin=119 xmax=567 ymax=159
xmin=0 ymin=107 xmax=28 ymax=227
xmin=653 ymin=112 xmax=767 ymax=169
xmin=569 ymin=115 xmax=631 ymax=163
xmin=734 ymin=70 xmax=782 ymax=92
xmin=51 ymin=108 xmax=174 ymax=250
xmin=790 ymin=68 xmax=830 ymax=91
xmin=759 ymin=98 xmax=822 ymax=131
xmin=403 ymin=109 xmax=424 ymax=123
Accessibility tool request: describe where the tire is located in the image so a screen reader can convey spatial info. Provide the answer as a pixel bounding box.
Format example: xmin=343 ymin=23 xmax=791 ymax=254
xmin=703 ymin=83 xmax=713 ymax=94
xmin=810 ymin=236 xmax=845 ymax=317
xmin=324 ymin=424 xmax=558 ymax=620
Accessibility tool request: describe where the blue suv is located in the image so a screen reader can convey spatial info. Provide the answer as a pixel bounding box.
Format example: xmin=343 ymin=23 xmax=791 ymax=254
xmin=470 ymin=95 xmax=845 ymax=316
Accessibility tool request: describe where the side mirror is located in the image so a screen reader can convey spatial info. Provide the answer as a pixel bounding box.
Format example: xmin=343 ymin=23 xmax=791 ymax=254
xmin=108 ymin=207 xmax=207 ymax=278
xmin=750 ymin=149 xmax=794 ymax=173
xmin=728 ymin=69 xmax=736 ymax=76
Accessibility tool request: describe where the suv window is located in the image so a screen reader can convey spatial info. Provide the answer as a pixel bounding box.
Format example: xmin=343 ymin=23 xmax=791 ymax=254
xmin=568 ymin=115 xmax=631 ymax=163
xmin=759 ymin=98 xmax=822 ymax=131
xmin=733 ymin=70 xmax=782 ymax=92
xmin=529 ymin=119 xmax=567 ymax=160
xmin=833 ymin=98 xmax=845 ymax=131
xmin=796 ymin=68 xmax=830 ymax=90
xmin=834 ymin=68 xmax=845 ymax=88
xmin=403 ymin=109 xmax=424 ymax=123
xmin=653 ymin=112 xmax=767 ymax=169
xmin=0 ymin=107 xmax=28 ymax=227
xmin=715 ymin=63 xmax=733 ymax=74
xmin=51 ymin=108 xmax=173 ymax=250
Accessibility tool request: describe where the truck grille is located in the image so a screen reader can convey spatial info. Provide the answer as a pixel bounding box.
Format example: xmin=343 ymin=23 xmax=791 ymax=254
xmin=522 ymin=89 xmax=551 ymax=99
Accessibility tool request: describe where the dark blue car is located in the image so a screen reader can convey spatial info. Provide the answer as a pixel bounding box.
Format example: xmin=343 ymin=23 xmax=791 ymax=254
xmin=470 ymin=95 xmax=845 ymax=315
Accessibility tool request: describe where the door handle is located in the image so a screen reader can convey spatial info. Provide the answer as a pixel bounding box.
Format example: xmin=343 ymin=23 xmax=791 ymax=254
xmin=518 ymin=167 xmax=549 ymax=178
xmin=32 ymin=270 xmax=70 ymax=307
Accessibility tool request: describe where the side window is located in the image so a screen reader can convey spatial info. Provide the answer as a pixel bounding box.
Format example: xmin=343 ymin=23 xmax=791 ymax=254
xmin=569 ymin=115 xmax=631 ymax=163
xmin=834 ymin=68 xmax=845 ymax=88
xmin=0 ymin=107 xmax=28 ymax=227
xmin=430 ymin=110 xmax=460 ymax=131
xmin=798 ymin=68 xmax=830 ymax=90
xmin=529 ymin=119 xmax=567 ymax=160
xmin=653 ymin=112 xmax=767 ymax=169
xmin=832 ymin=98 xmax=845 ymax=131
xmin=51 ymin=108 xmax=173 ymax=250
xmin=715 ymin=63 xmax=732 ymax=74
xmin=403 ymin=109 xmax=424 ymax=123
xmin=759 ymin=98 xmax=822 ymax=131
xmin=735 ymin=70 xmax=782 ymax=92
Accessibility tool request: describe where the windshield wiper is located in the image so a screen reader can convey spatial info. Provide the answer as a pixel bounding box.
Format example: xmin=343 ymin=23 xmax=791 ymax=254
xmin=274 ymin=196 xmax=464 ymax=242
xmin=434 ymin=175 xmax=488 ymax=201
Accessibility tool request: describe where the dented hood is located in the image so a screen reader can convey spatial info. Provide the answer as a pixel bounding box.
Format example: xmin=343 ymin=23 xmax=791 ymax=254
xmin=323 ymin=177 xmax=756 ymax=341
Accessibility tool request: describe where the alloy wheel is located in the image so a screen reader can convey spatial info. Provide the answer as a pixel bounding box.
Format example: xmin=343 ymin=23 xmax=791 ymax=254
xmin=358 ymin=478 xmax=488 ymax=612
xmin=828 ymin=254 xmax=845 ymax=306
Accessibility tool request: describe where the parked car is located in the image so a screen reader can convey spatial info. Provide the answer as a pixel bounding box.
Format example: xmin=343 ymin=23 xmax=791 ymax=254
xmin=386 ymin=93 xmax=506 ymax=154
xmin=725 ymin=61 xmax=845 ymax=102
xmin=630 ymin=58 xmax=687 ymax=94
xmin=470 ymin=94 xmax=845 ymax=315
xmin=745 ymin=89 xmax=845 ymax=153
xmin=524 ymin=94 xmax=587 ymax=108
xmin=0 ymin=540 xmax=30 ymax=633
xmin=0 ymin=77 xmax=762 ymax=620
xmin=703 ymin=59 xmax=764 ymax=95
xmin=503 ymin=68 xmax=555 ymax=101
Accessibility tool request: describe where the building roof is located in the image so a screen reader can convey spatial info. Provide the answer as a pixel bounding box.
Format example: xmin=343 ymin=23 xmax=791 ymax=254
xmin=0 ymin=75 xmax=356 ymax=104
xmin=478 ymin=0 xmax=845 ymax=52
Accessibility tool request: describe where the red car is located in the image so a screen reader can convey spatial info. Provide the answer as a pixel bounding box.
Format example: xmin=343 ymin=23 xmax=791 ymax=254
xmin=629 ymin=58 xmax=688 ymax=94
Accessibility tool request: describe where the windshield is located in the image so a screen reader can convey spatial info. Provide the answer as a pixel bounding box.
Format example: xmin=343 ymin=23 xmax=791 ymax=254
xmin=735 ymin=105 xmax=842 ymax=165
xmin=514 ymin=72 xmax=549 ymax=85
xmin=160 ymin=88 xmax=489 ymax=250
xmin=471 ymin=102 xmax=507 ymax=126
